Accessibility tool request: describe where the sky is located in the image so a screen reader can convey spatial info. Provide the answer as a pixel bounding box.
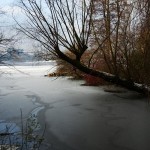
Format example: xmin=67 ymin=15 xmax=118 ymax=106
xmin=0 ymin=0 xmax=37 ymax=52
xmin=0 ymin=0 xmax=87 ymax=53
xmin=0 ymin=0 xmax=13 ymax=6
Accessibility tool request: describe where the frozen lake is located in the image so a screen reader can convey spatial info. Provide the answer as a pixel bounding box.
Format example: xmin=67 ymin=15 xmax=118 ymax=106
xmin=0 ymin=61 xmax=150 ymax=150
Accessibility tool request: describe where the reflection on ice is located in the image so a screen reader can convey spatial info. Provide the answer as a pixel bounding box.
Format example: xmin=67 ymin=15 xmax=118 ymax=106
xmin=0 ymin=119 xmax=44 ymax=150
xmin=0 ymin=120 xmax=21 ymax=149
xmin=0 ymin=121 xmax=20 ymax=135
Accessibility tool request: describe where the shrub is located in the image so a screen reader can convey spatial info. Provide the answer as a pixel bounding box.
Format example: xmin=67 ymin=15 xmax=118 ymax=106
xmin=83 ymin=74 xmax=107 ymax=86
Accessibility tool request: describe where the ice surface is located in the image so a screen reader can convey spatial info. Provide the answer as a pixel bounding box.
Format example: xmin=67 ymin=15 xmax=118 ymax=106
xmin=0 ymin=61 xmax=150 ymax=150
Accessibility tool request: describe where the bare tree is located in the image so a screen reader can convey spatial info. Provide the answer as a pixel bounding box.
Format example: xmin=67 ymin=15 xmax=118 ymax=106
xmin=131 ymin=0 xmax=150 ymax=85
xmin=17 ymin=0 xmax=150 ymax=94
xmin=0 ymin=10 xmax=14 ymax=63
xmin=89 ymin=0 xmax=137 ymax=78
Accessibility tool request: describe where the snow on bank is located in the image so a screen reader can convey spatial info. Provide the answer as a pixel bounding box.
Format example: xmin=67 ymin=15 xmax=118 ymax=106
xmin=0 ymin=61 xmax=56 ymax=77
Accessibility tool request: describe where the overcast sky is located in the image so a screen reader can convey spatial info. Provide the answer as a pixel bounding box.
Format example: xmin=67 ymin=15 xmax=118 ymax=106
xmin=0 ymin=0 xmax=13 ymax=6
xmin=0 ymin=0 xmax=37 ymax=52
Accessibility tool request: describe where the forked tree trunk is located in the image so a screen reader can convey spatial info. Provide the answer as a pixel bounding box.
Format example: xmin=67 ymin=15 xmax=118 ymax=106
xmin=56 ymin=48 xmax=148 ymax=95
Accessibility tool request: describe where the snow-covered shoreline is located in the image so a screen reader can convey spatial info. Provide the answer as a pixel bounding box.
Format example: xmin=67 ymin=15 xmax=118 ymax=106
xmin=0 ymin=61 xmax=56 ymax=77
xmin=1 ymin=60 xmax=56 ymax=66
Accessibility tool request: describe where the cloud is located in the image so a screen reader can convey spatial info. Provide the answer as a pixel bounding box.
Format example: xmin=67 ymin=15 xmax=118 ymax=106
xmin=1 ymin=5 xmax=23 ymax=16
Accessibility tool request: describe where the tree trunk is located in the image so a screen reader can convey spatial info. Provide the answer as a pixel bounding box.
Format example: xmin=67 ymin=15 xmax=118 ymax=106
xmin=56 ymin=48 xmax=148 ymax=95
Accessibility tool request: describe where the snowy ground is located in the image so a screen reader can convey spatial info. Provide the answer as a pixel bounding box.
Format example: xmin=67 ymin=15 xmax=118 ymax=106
xmin=0 ymin=61 xmax=150 ymax=150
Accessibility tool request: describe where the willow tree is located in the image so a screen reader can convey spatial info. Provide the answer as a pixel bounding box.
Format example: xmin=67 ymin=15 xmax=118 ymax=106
xmin=17 ymin=0 xmax=149 ymax=94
